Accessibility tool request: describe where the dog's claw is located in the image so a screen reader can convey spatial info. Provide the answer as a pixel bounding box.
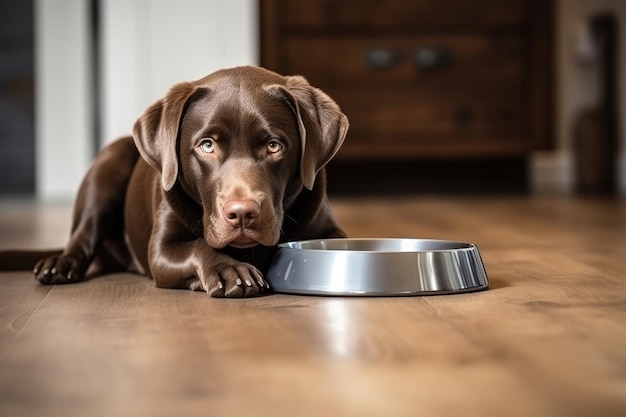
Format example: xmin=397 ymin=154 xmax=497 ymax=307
xmin=205 ymin=261 xmax=267 ymax=298
xmin=33 ymin=255 xmax=86 ymax=285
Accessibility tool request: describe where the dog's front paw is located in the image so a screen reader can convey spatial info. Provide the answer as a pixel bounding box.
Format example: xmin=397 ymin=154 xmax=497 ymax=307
xmin=204 ymin=262 xmax=269 ymax=298
xmin=33 ymin=255 xmax=86 ymax=285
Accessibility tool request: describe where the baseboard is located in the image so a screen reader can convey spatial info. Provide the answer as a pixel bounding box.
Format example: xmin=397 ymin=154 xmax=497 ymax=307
xmin=529 ymin=152 xmax=574 ymax=194
xmin=531 ymin=151 xmax=626 ymax=196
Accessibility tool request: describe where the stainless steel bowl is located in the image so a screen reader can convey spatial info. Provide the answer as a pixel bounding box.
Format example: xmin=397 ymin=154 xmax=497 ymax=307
xmin=266 ymin=238 xmax=489 ymax=296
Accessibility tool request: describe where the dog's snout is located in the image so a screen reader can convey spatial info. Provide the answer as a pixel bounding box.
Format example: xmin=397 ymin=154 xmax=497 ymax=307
xmin=223 ymin=200 xmax=260 ymax=227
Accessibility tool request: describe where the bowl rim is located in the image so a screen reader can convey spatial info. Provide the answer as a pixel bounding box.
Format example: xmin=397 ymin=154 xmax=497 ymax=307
xmin=278 ymin=238 xmax=478 ymax=254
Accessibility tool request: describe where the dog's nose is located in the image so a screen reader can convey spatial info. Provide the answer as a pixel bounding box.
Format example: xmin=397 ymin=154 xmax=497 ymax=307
xmin=223 ymin=200 xmax=260 ymax=227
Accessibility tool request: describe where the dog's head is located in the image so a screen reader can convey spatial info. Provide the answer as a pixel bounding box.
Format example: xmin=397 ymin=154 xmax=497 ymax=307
xmin=132 ymin=66 xmax=348 ymax=249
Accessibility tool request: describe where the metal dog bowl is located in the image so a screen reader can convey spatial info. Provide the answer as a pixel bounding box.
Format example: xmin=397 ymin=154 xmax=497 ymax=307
xmin=267 ymin=238 xmax=489 ymax=296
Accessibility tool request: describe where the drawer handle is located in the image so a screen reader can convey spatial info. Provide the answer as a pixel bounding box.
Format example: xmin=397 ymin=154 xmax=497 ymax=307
xmin=414 ymin=47 xmax=452 ymax=70
xmin=364 ymin=48 xmax=401 ymax=70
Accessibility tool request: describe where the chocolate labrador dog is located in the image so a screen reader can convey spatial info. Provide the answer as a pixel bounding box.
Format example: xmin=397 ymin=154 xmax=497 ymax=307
xmin=0 ymin=66 xmax=349 ymax=297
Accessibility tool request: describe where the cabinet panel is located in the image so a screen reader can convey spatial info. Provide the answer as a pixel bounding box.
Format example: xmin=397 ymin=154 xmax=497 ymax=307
xmin=283 ymin=0 xmax=525 ymax=28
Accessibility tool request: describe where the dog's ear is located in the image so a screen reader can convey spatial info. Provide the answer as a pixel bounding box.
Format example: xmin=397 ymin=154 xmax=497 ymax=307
xmin=133 ymin=82 xmax=209 ymax=191
xmin=266 ymin=76 xmax=349 ymax=190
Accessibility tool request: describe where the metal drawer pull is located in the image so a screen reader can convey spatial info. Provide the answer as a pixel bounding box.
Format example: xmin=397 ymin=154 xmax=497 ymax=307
xmin=414 ymin=47 xmax=452 ymax=70
xmin=364 ymin=47 xmax=402 ymax=70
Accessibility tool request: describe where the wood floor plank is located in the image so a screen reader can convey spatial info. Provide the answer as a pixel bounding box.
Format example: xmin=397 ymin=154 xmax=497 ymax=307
xmin=0 ymin=273 xmax=54 ymax=361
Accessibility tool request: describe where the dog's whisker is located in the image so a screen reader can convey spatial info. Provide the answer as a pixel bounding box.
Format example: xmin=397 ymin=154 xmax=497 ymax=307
xmin=284 ymin=213 xmax=299 ymax=225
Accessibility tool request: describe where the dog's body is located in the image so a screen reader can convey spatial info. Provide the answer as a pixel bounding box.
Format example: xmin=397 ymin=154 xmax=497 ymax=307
xmin=1 ymin=66 xmax=349 ymax=297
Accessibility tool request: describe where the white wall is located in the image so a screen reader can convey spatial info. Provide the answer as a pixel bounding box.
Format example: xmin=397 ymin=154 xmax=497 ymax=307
xmin=100 ymin=0 xmax=259 ymax=144
xmin=35 ymin=0 xmax=258 ymax=201
xmin=35 ymin=0 xmax=93 ymax=201
xmin=532 ymin=0 xmax=626 ymax=194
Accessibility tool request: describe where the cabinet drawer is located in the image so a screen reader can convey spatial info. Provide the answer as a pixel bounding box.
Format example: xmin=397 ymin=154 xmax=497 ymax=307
xmin=284 ymin=36 xmax=524 ymax=92
xmin=284 ymin=0 xmax=524 ymax=28
xmin=332 ymin=89 xmax=528 ymax=160
xmin=333 ymin=89 xmax=523 ymax=140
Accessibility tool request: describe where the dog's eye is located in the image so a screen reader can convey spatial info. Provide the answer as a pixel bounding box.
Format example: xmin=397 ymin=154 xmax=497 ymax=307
xmin=267 ymin=140 xmax=283 ymax=154
xmin=200 ymin=139 xmax=215 ymax=153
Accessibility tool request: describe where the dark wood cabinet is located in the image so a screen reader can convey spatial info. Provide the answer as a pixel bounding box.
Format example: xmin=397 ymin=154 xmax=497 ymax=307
xmin=261 ymin=0 xmax=554 ymax=192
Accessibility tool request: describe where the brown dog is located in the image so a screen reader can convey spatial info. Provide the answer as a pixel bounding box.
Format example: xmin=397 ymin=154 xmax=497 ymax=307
xmin=1 ymin=66 xmax=349 ymax=297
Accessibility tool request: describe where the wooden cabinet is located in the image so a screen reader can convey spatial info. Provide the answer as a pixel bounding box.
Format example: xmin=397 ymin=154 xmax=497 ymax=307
xmin=261 ymin=0 xmax=553 ymax=164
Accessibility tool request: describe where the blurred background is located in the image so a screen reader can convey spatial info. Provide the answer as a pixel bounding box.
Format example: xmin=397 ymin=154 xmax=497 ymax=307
xmin=0 ymin=0 xmax=625 ymax=201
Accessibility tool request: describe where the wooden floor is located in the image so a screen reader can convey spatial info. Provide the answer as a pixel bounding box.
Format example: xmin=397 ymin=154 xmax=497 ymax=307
xmin=1 ymin=195 xmax=625 ymax=417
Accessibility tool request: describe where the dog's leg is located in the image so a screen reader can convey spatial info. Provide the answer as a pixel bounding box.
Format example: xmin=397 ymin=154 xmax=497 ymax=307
xmin=34 ymin=137 xmax=139 ymax=284
xmin=147 ymin=207 xmax=269 ymax=298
